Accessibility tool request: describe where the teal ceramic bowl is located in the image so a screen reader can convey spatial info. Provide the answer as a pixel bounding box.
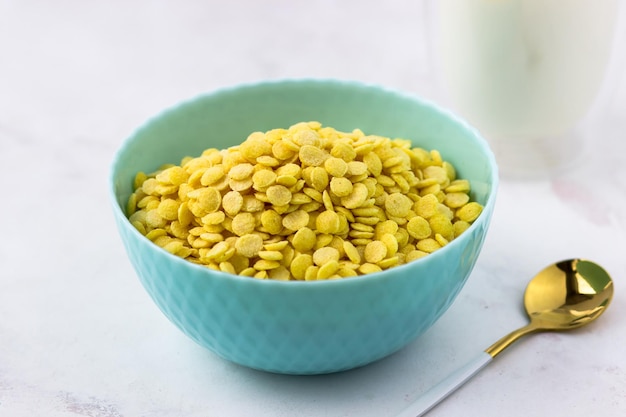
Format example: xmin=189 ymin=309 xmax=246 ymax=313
xmin=110 ymin=79 xmax=498 ymax=375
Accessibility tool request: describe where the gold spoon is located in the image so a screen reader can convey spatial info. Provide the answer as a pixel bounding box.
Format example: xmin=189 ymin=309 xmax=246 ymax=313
xmin=397 ymin=259 xmax=614 ymax=417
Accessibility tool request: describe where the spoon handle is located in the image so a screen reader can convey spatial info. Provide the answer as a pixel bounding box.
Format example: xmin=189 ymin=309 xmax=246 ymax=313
xmin=395 ymin=352 xmax=493 ymax=417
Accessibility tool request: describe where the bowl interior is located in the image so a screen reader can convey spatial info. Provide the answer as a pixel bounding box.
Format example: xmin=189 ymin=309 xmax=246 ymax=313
xmin=112 ymin=80 xmax=495 ymax=212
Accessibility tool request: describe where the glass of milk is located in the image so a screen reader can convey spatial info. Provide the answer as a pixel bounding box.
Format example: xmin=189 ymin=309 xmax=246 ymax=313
xmin=434 ymin=0 xmax=621 ymax=178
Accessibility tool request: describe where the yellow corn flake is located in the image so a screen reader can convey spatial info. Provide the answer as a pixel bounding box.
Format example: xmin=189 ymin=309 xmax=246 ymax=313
xmin=272 ymin=140 xmax=296 ymax=160
xmin=429 ymin=213 xmax=454 ymax=241
xmin=189 ymin=187 xmax=221 ymax=215
xmin=292 ymin=127 xmax=320 ymax=146
xmin=231 ymin=212 xmax=256 ymax=236
xmin=219 ymin=261 xmax=236 ymax=275
xmin=292 ymin=227 xmax=317 ymax=252
xmin=340 ymin=182 xmax=369 ymax=209
xmin=290 ymin=192 xmax=311 ymax=205
xmin=309 ymin=166 xmax=329 ymax=192
xmin=133 ymin=171 xmax=148 ymax=189
xmin=313 ymin=246 xmax=340 ymax=266
xmin=347 ymin=161 xmax=368 ymax=176
xmin=291 ymin=254 xmax=314 ymax=280
xmin=354 ymin=216 xmax=379 ymax=226
xmin=141 ymin=178 xmax=159 ymax=196
xmin=406 ymin=249 xmax=428 ymax=262
xmin=445 ymin=192 xmax=470 ymax=209
xmin=324 ymin=157 xmax=348 ymax=177
xmin=330 ymin=177 xmax=353 ymax=197
xmin=282 ymin=209 xmax=309 ymax=231
xmin=276 ymin=175 xmax=297 ymax=187
xmin=268 ymin=266 xmax=290 ymax=280
xmin=317 ymin=260 xmax=340 ymax=279
xmin=316 ymin=210 xmax=341 ymax=234
xmin=254 ymin=270 xmax=268 ymax=279
xmin=384 ymin=192 xmax=413 ymax=218
xmin=328 ymin=142 xmax=354 ymax=162
xmin=430 ymin=149 xmax=443 ymax=165
xmin=252 ymin=169 xmax=277 ymax=190
xmin=235 ymin=234 xmax=264 ymax=258
xmin=266 ymin=184 xmax=292 ymax=206
xmin=445 ymin=179 xmax=470 ymax=193
xmin=127 ymin=122 xmax=484 ymax=279
xmin=145 ymin=228 xmax=167 ymax=241
xmin=437 ymin=203 xmax=454 ymax=220
xmin=407 ymin=216 xmax=431 ymax=240
xmin=275 ymin=163 xmax=301 ymax=178
xmin=145 ymin=210 xmax=166 ymax=229
xmin=228 ymin=178 xmax=253 ymax=192
xmin=338 ymin=267 xmax=358 ymax=278
xmin=177 ymin=246 xmax=194 ymax=258
xmin=242 ymin=195 xmax=264 ymax=212
xmin=188 ymin=226 xmax=205 ymax=237
xmin=126 ymin=193 xmax=138 ymax=216
xmin=254 ymin=259 xmax=281 ymax=271
xmin=145 ymin=199 xmax=161 ymax=212
xmin=314 ymin=234 xmax=334 ymax=249
xmin=170 ymin=221 xmax=189 ymax=239
xmin=156 ymin=199 xmax=179 ymax=221
xmin=258 ymin=250 xmax=283 ymax=261
xmin=380 ymin=233 xmax=399 ymax=257
xmin=456 ymin=202 xmax=483 ymax=222
xmin=257 ymin=210 xmax=281 ymax=235
xmin=204 ymin=241 xmax=230 ymax=261
xmin=304 ymin=265 xmax=320 ymax=281
xmin=416 ymin=238 xmax=441 ymax=253
xmin=321 ymin=190 xmax=334 ymax=211
xmin=375 ymin=219 xmax=398 ymax=238
xmin=423 ymin=165 xmax=448 ymax=184
xmin=377 ymin=256 xmax=399 ymax=269
xmin=264 ymin=240 xmax=288 ymax=251
xmin=240 ymin=134 xmax=271 ymax=160
xmin=358 ymin=263 xmax=382 ymax=274
xmin=239 ymin=267 xmax=256 ymax=277
xmin=351 ymin=222 xmax=374 ymax=232
xmin=202 ymin=211 xmax=225 ymax=226
xmin=201 ymin=166 xmax=225 ymax=186
xmin=162 ymin=240 xmax=184 ymax=255
xmin=200 ymin=233 xmax=224 ymax=243
xmin=453 ymin=220 xmax=471 ymax=237
xmin=415 ymin=193 xmax=439 ymax=219
xmin=349 ymin=230 xmax=374 ymax=239
xmin=257 ymin=155 xmax=279 ymax=167
xmin=364 ymin=240 xmax=387 ymax=263
xmin=342 ymin=240 xmax=361 ymax=264
xmin=302 ymin=187 xmax=323 ymax=203
xmin=435 ymin=233 xmax=449 ymax=247
xmin=299 ymin=145 xmax=328 ymax=166
xmin=280 ymin=245 xmax=295 ymax=266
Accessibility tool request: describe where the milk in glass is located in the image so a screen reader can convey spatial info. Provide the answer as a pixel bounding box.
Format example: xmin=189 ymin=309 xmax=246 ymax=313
xmin=436 ymin=0 xmax=620 ymax=177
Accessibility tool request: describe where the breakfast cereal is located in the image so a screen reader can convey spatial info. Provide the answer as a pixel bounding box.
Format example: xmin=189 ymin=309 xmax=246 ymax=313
xmin=126 ymin=122 xmax=483 ymax=280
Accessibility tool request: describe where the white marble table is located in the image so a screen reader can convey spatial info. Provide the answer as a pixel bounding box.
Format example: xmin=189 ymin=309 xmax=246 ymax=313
xmin=1 ymin=1 xmax=625 ymax=416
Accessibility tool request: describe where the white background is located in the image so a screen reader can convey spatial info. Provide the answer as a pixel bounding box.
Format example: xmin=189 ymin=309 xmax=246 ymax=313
xmin=1 ymin=1 xmax=625 ymax=416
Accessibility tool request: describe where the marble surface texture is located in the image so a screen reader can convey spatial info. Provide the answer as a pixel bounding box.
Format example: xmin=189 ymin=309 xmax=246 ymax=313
xmin=1 ymin=1 xmax=625 ymax=416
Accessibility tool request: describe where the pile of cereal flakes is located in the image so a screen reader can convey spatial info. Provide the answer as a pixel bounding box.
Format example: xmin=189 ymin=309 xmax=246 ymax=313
xmin=126 ymin=122 xmax=482 ymax=280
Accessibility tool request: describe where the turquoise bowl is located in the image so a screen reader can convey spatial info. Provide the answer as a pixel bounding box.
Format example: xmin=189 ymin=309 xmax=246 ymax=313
xmin=109 ymin=79 xmax=498 ymax=375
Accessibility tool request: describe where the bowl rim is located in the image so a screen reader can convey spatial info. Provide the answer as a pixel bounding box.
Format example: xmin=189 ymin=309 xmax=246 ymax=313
xmin=109 ymin=78 xmax=499 ymax=288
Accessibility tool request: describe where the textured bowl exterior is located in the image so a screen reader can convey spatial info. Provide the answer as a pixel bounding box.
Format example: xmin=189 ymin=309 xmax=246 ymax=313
xmin=110 ymin=79 xmax=498 ymax=374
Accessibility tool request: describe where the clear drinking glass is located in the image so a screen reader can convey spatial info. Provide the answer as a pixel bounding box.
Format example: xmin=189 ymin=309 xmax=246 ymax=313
xmin=433 ymin=0 xmax=621 ymax=178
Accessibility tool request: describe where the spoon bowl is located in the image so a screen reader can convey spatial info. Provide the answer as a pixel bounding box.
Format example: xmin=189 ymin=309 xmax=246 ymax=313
xmin=398 ymin=259 xmax=614 ymax=417
xmin=524 ymin=259 xmax=613 ymax=329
